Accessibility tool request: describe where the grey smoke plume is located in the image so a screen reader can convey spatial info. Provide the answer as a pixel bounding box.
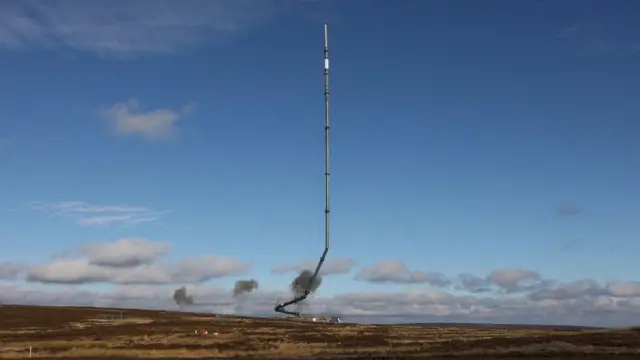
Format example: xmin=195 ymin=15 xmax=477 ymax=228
xmin=291 ymin=270 xmax=322 ymax=295
xmin=233 ymin=279 xmax=259 ymax=296
xmin=173 ymin=286 xmax=193 ymax=307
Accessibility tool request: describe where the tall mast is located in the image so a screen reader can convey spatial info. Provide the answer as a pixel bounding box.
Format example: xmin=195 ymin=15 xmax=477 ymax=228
xmin=323 ymin=23 xmax=331 ymax=253
xmin=274 ymin=23 xmax=331 ymax=317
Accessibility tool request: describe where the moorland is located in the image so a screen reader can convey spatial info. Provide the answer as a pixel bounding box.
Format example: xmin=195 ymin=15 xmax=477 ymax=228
xmin=1 ymin=305 xmax=638 ymax=359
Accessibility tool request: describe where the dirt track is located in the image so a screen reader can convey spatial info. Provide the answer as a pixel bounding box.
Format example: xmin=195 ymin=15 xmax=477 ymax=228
xmin=1 ymin=305 xmax=639 ymax=359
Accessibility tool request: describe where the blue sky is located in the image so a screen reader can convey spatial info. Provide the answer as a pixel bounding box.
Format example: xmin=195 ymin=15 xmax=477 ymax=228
xmin=1 ymin=0 xmax=640 ymax=325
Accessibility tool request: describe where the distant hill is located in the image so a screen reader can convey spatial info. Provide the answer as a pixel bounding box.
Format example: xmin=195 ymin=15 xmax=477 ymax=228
xmin=402 ymin=322 xmax=604 ymax=331
xmin=1 ymin=304 xmax=607 ymax=331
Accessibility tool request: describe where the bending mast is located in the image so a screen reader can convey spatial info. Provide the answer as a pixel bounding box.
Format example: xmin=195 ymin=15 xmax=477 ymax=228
xmin=275 ymin=23 xmax=331 ymax=316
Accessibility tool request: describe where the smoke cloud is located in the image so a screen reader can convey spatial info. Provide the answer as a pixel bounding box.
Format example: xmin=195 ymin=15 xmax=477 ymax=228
xmin=172 ymin=286 xmax=193 ymax=307
xmin=291 ymin=270 xmax=322 ymax=295
xmin=233 ymin=279 xmax=259 ymax=296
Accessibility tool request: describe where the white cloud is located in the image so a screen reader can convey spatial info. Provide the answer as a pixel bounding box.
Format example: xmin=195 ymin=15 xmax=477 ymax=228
xmin=487 ymin=268 xmax=545 ymax=293
xmin=0 ymin=262 xmax=26 ymax=280
xmin=604 ymin=281 xmax=640 ymax=298
xmin=354 ymin=263 xmax=557 ymax=296
xmin=456 ymin=273 xmax=492 ymax=293
xmin=351 ymin=263 xmax=546 ymax=294
xmin=529 ymin=279 xmax=603 ymax=301
xmin=271 ymin=258 xmax=357 ymax=276
xmin=354 ymin=260 xmax=448 ymax=286
xmin=81 ymin=238 xmax=171 ymax=267
xmin=24 ymin=238 xmax=250 ymax=285
xmin=0 ymin=0 xmax=292 ymax=57
xmin=30 ymin=200 xmax=167 ymax=226
xmin=26 ymin=254 xmax=250 ymax=285
xmin=102 ymin=99 xmax=194 ymax=140
xmin=453 ymin=269 xmax=551 ymax=294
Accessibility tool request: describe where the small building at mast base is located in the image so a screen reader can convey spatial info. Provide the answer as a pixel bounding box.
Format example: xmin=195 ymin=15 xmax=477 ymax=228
xmin=298 ymin=315 xmax=341 ymax=323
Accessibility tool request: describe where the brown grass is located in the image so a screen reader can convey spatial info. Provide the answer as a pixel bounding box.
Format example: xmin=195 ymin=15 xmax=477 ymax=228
xmin=1 ymin=305 xmax=638 ymax=359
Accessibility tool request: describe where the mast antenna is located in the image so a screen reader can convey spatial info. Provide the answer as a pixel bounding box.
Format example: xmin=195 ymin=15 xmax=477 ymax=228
xmin=275 ymin=23 xmax=331 ymax=317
